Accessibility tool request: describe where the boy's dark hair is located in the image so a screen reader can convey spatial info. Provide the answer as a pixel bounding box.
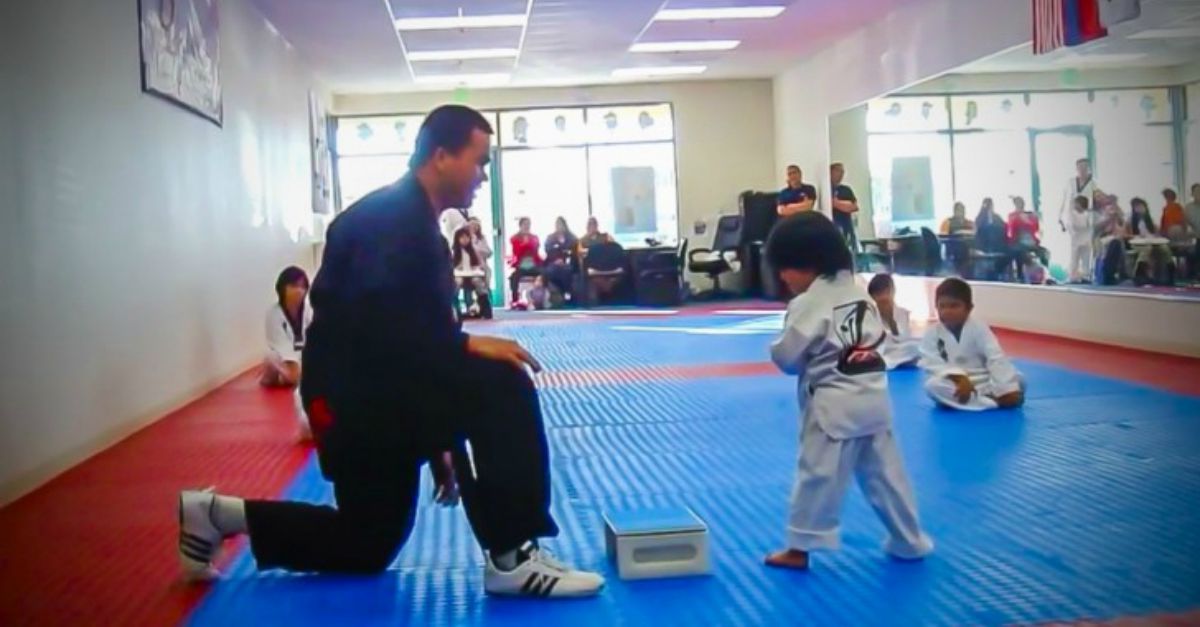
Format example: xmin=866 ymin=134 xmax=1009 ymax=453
xmin=409 ymin=105 xmax=494 ymax=170
xmin=765 ymin=212 xmax=852 ymax=276
xmin=1163 ymin=188 xmax=1177 ymax=201
xmin=1074 ymin=195 xmax=1089 ymax=209
xmin=867 ymin=273 xmax=894 ymax=296
xmin=935 ymin=277 xmax=973 ymax=307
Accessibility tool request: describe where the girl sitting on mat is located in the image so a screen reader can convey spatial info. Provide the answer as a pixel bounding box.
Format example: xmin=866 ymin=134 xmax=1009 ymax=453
xmin=261 ymin=266 xmax=311 ymax=388
xmin=261 ymin=266 xmax=314 ymax=440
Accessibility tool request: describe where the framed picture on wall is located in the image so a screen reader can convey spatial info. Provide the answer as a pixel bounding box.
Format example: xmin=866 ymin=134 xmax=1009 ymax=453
xmin=137 ymin=0 xmax=223 ymax=126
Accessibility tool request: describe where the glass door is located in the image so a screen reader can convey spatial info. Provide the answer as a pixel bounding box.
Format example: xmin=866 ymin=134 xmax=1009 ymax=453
xmin=1029 ymin=126 xmax=1093 ymax=273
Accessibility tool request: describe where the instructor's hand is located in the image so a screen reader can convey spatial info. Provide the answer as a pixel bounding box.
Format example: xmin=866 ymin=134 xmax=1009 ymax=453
xmin=467 ymin=335 xmax=543 ymax=373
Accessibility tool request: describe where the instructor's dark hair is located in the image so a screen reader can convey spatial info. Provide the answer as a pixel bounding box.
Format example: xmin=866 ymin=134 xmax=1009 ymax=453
xmin=867 ymin=273 xmax=895 ymax=297
xmin=765 ymin=212 xmax=852 ymax=277
xmin=409 ymin=105 xmax=494 ymax=170
xmin=935 ymin=277 xmax=973 ymax=307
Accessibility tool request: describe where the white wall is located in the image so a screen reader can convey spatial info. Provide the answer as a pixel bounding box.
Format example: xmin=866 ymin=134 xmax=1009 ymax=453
xmin=333 ymin=80 xmax=778 ymax=286
xmin=0 ymin=0 xmax=319 ymax=504
xmin=774 ymin=0 xmax=1031 ymax=213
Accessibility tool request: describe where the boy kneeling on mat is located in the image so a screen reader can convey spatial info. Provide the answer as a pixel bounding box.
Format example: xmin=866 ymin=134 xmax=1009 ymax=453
xmin=919 ymin=278 xmax=1025 ymax=411
xmin=764 ymin=212 xmax=933 ymax=570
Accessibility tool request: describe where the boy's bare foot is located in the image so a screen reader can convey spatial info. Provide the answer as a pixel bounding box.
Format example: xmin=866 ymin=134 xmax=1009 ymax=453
xmin=993 ymin=390 xmax=1024 ymax=408
xmin=764 ymin=549 xmax=809 ymax=570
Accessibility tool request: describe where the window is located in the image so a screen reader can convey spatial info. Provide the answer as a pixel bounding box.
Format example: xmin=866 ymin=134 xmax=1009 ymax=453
xmin=584 ymin=104 xmax=675 ymax=144
xmin=497 ymin=103 xmax=679 ymax=249
xmin=499 ymin=108 xmax=587 ymax=148
xmin=587 ymin=142 xmax=678 ymax=245
xmin=868 ymin=97 xmax=950 ymax=133
xmin=868 ymin=133 xmax=953 ymax=234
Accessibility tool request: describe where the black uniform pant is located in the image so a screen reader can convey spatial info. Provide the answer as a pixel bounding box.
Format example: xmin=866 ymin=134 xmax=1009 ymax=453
xmin=244 ymin=355 xmax=557 ymax=573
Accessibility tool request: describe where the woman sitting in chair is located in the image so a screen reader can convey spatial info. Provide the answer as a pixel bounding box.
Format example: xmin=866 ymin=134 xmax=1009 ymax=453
xmin=1129 ymin=197 xmax=1176 ymax=286
xmin=973 ymin=198 xmax=1009 ymax=281
xmin=543 ymin=216 xmax=578 ymax=304
xmin=508 ymin=217 xmax=542 ymax=305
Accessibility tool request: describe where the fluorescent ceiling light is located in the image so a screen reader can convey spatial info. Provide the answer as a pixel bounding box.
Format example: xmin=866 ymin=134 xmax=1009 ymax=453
xmin=612 ymin=65 xmax=707 ymax=77
xmin=630 ymin=40 xmax=740 ymax=53
xmin=654 ymin=6 xmax=785 ymax=21
xmin=407 ymin=48 xmax=520 ymax=62
xmin=394 ymin=14 xmax=526 ymax=31
xmin=413 ymin=72 xmax=512 ymax=85
xmin=1128 ymin=27 xmax=1200 ymax=40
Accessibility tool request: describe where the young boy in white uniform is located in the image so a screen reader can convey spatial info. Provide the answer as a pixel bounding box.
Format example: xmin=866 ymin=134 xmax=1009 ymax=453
xmin=763 ymin=213 xmax=933 ymax=570
xmin=920 ymin=278 xmax=1025 ymax=412
xmin=867 ymin=273 xmax=921 ymax=369
xmin=1066 ymin=195 xmax=1095 ymax=283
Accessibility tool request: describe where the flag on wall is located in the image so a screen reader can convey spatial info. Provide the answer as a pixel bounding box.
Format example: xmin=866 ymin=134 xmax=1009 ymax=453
xmin=1098 ymin=0 xmax=1141 ymax=28
xmin=1033 ymin=0 xmax=1110 ymax=55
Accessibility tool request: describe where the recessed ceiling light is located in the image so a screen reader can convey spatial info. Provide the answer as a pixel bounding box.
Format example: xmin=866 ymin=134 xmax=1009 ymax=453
xmin=654 ymin=6 xmax=785 ymax=21
xmin=612 ymin=65 xmax=708 ymax=77
xmin=394 ymin=14 xmax=526 ymax=31
xmin=1128 ymin=27 xmax=1200 ymax=40
xmin=413 ymin=72 xmax=512 ymax=85
xmin=407 ymin=48 xmax=520 ymax=62
xmin=630 ymin=40 xmax=740 ymax=53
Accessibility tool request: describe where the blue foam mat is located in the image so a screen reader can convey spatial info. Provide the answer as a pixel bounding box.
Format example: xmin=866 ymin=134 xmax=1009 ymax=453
xmin=188 ymin=315 xmax=1200 ymax=626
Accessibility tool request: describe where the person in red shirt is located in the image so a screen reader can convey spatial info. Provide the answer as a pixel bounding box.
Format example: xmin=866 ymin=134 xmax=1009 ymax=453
xmin=508 ymin=217 xmax=543 ymax=304
xmin=1160 ymin=188 xmax=1187 ymax=235
xmin=1005 ymin=196 xmax=1046 ymax=283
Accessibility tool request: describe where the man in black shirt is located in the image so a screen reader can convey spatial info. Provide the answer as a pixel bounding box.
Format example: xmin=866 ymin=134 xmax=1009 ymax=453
xmin=830 ymin=162 xmax=859 ymax=253
xmin=777 ymin=164 xmax=817 ymax=216
xmin=177 ymin=105 xmax=603 ymax=598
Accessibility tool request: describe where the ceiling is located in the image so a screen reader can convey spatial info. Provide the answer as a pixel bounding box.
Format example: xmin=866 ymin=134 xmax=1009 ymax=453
xmin=957 ymin=0 xmax=1200 ymax=74
xmin=248 ymin=0 xmax=908 ymax=94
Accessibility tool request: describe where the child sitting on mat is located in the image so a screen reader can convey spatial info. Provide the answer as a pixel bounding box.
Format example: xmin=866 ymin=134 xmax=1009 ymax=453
xmin=764 ymin=212 xmax=933 ymax=570
xmin=919 ymin=278 xmax=1025 ymax=411
xmin=867 ymin=273 xmax=920 ymax=369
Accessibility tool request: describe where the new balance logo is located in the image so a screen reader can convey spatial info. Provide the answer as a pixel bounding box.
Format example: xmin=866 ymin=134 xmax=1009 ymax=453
xmin=520 ymin=572 xmax=560 ymax=597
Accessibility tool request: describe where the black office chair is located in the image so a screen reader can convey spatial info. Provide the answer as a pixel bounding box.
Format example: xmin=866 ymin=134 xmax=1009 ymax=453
xmin=581 ymin=241 xmax=627 ymax=306
xmin=688 ymin=216 xmax=742 ymax=299
xmin=635 ymin=239 xmax=687 ymax=306
xmin=920 ymin=227 xmax=944 ymax=276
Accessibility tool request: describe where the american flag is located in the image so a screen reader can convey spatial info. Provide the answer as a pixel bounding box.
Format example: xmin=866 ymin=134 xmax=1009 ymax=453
xmin=1033 ymin=0 xmax=1065 ymax=55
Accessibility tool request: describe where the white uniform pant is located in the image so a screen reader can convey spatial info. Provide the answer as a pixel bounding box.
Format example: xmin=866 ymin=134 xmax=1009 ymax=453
xmin=924 ymin=374 xmax=1026 ymax=412
xmin=883 ymin=339 xmax=921 ymax=370
xmin=1068 ymin=238 xmax=1093 ymax=282
xmin=787 ymin=415 xmax=933 ymax=558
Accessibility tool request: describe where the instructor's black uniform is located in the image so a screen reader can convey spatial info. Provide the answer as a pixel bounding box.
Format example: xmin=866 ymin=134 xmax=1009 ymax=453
xmin=244 ymin=175 xmax=558 ymax=574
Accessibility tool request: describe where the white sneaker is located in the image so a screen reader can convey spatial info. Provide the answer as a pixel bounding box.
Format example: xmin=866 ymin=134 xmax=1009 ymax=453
xmin=178 ymin=489 xmax=222 ymax=581
xmin=484 ymin=542 xmax=605 ymax=598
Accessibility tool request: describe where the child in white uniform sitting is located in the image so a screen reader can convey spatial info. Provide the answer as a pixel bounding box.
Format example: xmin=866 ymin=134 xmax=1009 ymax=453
xmin=261 ymin=266 xmax=314 ymax=440
xmin=920 ymin=278 xmax=1025 ymax=411
xmin=763 ymin=213 xmax=934 ymax=570
xmin=867 ymin=273 xmax=920 ymax=369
